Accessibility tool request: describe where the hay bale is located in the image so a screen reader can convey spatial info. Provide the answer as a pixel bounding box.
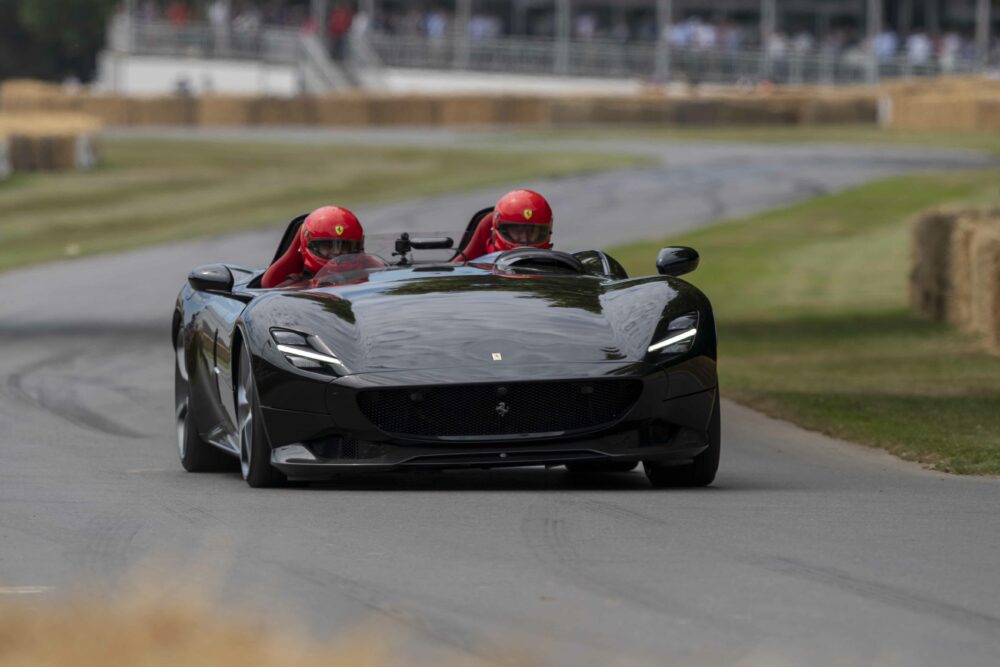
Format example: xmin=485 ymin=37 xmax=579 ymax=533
xmin=315 ymin=94 xmax=371 ymax=126
xmin=947 ymin=215 xmax=983 ymax=330
xmin=910 ymin=209 xmax=960 ymax=321
xmin=969 ymin=220 xmax=1000 ymax=350
xmin=496 ymin=95 xmax=551 ymax=125
xmin=78 ymin=95 xmax=133 ymax=125
xmin=254 ymin=97 xmax=316 ymax=125
xmin=129 ymin=96 xmax=196 ymax=126
xmin=367 ymin=95 xmax=441 ymax=126
xmin=197 ymin=95 xmax=258 ymax=126
xmin=800 ymin=96 xmax=879 ymax=125
xmin=0 ymin=79 xmax=76 ymax=112
xmin=438 ymin=95 xmax=503 ymax=125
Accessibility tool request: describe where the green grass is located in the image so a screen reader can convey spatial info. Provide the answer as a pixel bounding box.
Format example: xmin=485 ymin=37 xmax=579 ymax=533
xmin=531 ymin=125 xmax=1000 ymax=156
xmin=0 ymin=139 xmax=643 ymax=272
xmin=611 ymin=169 xmax=1000 ymax=474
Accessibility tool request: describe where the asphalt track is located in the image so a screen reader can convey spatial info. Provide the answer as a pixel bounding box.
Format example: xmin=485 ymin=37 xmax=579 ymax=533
xmin=2 ymin=130 xmax=1000 ymax=666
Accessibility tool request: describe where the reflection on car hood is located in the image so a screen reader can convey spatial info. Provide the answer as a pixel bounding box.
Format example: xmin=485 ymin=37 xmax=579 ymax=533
xmin=255 ymin=266 xmax=694 ymax=374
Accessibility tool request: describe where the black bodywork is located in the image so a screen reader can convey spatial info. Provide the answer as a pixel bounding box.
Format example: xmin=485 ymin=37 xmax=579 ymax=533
xmin=173 ymin=215 xmax=718 ymax=482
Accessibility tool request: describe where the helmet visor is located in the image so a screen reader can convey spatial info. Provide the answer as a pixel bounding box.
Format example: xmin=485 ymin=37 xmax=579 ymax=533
xmin=307 ymin=238 xmax=363 ymax=260
xmin=497 ymin=222 xmax=550 ymax=247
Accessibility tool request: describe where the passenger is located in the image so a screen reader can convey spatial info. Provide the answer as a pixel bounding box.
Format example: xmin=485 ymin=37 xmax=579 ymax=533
xmin=262 ymin=206 xmax=365 ymax=288
xmin=457 ymin=190 xmax=553 ymax=261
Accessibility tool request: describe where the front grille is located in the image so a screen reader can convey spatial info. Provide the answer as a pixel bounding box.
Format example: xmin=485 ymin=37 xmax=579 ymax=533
xmin=357 ymin=380 xmax=642 ymax=439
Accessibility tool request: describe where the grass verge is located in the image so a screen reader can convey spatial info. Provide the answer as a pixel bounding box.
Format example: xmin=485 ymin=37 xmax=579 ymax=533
xmin=0 ymin=138 xmax=643 ymax=273
xmin=530 ymin=125 xmax=1000 ymax=156
xmin=611 ymin=169 xmax=1000 ymax=474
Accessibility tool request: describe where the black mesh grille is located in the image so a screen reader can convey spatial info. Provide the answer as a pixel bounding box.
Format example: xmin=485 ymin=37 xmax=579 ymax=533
xmin=357 ymin=380 xmax=642 ymax=438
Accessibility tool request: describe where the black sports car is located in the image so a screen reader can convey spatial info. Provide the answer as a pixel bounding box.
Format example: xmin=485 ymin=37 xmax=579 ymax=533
xmin=173 ymin=212 xmax=720 ymax=488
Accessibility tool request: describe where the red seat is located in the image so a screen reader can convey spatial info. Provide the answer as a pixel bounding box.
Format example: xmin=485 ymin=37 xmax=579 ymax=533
xmin=261 ymin=234 xmax=304 ymax=288
xmin=455 ymin=210 xmax=494 ymax=261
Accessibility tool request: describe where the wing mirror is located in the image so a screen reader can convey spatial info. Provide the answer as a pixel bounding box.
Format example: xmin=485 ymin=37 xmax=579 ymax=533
xmin=656 ymin=247 xmax=700 ymax=277
xmin=188 ymin=264 xmax=234 ymax=293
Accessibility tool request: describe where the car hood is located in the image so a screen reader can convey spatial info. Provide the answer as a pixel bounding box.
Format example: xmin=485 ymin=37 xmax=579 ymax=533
xmin=252 ymin=268 xmax=697 ymax=375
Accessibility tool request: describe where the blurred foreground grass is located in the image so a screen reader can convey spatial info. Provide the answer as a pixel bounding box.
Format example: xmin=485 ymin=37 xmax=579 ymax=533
xmin=0 ymin=139 xmax=641 ymax=272
xmin=612 ymin=169 xmax=1000 ymax=474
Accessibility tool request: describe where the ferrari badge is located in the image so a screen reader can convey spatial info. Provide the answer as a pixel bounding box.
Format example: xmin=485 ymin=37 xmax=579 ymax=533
xmin=523 ymin=209 xmax=533 ymax=220
xmin=335 ymin=225 xmax=345 ymax=236
xmin=492 ymin=353 xmax=503 ymax=361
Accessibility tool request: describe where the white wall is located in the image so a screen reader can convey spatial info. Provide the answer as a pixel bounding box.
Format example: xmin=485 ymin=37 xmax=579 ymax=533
xmin=97 ymin=53 xmax=300 ymax=97
xmin=356 ymin=68 xmax=644 ymax=96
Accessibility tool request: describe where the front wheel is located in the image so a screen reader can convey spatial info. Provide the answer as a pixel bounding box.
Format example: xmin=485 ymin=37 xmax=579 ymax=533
xmin=644 ymin=392 xmax=720 ymax=488
xmin=237 ymin=344 xmax=286 ymax=488
xmin=175 ymin=329 xmax=233 ymax=472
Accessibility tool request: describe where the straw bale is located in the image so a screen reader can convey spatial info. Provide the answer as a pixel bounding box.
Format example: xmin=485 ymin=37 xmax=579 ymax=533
xmin=197 ymin=95 xmax=258 ymax=126
xmin=800 ymin=96 xmax=878 ymax=125
xmin=367 ymin=95 xmax=441 ymax=126
xmin=315 ymin=94 xmax=371 ymax=126
xmin=129 ymin=96 xmax=196 ymax=126
xmin=974 ymin=99 xmax=1000 ymax=131
xmin=947 ymin=216 xmax=981 ymax=330
xmin=909 ymin=209 xmax=959 ymax=321
xmin=971 ymin=228 xmax=1000 ymax=354
xmin=254 ymin=97 xmax=316 ymax=125
xmin=496 ymin=95 xmax=551 ymax=125
xmin=438 ymin=95 xmax=501 ymax=125
xmin=78 ymin=95 xmax=133 ymax=125
xmin=0 ymin=79 xmax=76 ymax=112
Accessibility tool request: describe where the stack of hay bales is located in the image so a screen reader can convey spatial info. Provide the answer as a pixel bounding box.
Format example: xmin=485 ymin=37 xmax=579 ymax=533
xmin=885 ymin=76 xmax=1000 ymax=131
xmin=0 ymin=112 xmax=102 ymax=175
xmin=0 ymin=78 xmax=879 ymax=129
xmin=910 ymin=208 xmax=1000 ymax=353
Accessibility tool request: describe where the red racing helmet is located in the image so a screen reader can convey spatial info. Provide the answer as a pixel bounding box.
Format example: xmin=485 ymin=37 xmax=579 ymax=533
xmin=299 ymin=206 xmax=364 ymax=274
xmin=490 ymin=190 xmax=553 ymax=253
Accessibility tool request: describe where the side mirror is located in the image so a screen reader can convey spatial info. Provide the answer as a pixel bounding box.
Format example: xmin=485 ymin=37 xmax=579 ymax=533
xmin=188 ymin=264 xmax=234 ymax=293
xmin=656 ymin=247 xmax=700 ymax=277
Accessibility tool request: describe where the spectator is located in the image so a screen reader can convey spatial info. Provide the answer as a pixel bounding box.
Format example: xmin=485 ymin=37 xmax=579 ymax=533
xmin=208 ymin=0 xmax=230 ymax=53
xmin=166 ymin=0 xmax=190 ymax=28
xmin=328 ymin=3 xmax=354 ymax=60
xmin=906 ymin=31 xmax=932 ymax=66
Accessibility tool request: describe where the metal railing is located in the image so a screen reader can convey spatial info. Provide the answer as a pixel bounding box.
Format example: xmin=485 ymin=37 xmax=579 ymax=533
xmin=364 ymin=33 xmax=988 ymax=85
xmin=107 ymin=19 xmax=350 ymax=92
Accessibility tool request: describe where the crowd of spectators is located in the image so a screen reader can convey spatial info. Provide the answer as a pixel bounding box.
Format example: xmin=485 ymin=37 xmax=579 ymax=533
xmin=131 ymin=1 xmax=999 ymax=67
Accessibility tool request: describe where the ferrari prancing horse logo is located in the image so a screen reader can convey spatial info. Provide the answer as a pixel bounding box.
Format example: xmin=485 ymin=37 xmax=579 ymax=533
xmin=335 ymin=225 xmax=345 ymax=236
xmin=491 ymin=352 xmax=502 ymax=361
xmin=495 ymin=402 xmax=510 ymax=417
xmin=523 ymin=209 xmax=533 ymax=220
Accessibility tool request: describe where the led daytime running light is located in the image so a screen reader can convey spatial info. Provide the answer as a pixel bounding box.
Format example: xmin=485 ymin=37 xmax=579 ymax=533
xmin=647 ymin=328 xmax=697 ymax=353
xmin=276 ymin=344 xmax=345 ymax=367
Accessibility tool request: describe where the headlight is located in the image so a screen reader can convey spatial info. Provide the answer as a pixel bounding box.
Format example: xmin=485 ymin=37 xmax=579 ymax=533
xmin=270 ymin=328 xmax=348 ymax=375
xmin=647 ymin=313 xmax=698 ymax=356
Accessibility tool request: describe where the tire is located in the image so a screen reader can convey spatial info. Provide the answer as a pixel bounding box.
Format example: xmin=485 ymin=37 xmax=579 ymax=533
xmin=644 ymin=391 xmax=721 ymax=488
xmin=236 ymin=344 xmax=286 ymax=488
xmin=175 ymin=329 xmax=233 ymax=472
xmin=565 ymin=461 xmax=639 ymax=474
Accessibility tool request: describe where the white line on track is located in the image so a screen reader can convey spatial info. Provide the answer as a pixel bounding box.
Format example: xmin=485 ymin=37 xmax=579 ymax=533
xmin=0 ymin=586 xmax=54 ymax=595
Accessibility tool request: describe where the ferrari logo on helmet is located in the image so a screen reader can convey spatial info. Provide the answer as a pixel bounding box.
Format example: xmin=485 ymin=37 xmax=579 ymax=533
xmin=523 ymin=209 xmax=533 ymax=220
xmin=335 ymin=225 xmax=345 ymax=236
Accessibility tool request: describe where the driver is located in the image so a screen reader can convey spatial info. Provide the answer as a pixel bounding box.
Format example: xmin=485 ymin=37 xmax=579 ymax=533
xmin=262 ymin=206 xmax=365 ymax=288
xmin=459 ymin=190 xmax=554 ymax=261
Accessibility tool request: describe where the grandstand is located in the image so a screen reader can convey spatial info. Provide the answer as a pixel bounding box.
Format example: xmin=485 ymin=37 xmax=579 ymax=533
xmin=106 ymin=0 xmax=997 ymax=94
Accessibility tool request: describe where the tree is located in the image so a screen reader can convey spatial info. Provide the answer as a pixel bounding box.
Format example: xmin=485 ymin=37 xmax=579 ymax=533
xmin=0 ymin=0 xmax=119 ymax=82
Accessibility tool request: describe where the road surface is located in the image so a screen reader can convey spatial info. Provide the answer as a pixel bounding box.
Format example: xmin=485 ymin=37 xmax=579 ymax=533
xmin=2 ymin=131 xmax=999 ymax=666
